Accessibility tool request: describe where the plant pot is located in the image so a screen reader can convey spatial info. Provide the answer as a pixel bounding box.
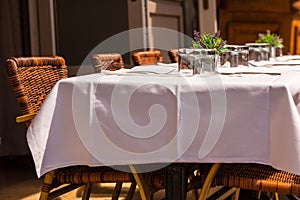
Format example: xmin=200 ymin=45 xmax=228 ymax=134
xmin=270 ymin=46 xmax=283 ymax=58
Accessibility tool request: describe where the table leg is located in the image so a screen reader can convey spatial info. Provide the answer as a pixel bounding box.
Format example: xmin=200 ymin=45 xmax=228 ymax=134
xmin=166 ymin=164 xmax=188 ymax=200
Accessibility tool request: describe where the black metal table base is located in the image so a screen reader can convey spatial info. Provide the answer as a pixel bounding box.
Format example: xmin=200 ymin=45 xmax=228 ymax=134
xmin=166 ymin=163 xmax=188 ymax=200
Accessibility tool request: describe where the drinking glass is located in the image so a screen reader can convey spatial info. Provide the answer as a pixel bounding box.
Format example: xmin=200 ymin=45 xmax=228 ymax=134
xmin=226 ymin=45 xmax=249 ymax=67
xmin=191 ymin=49 xmax=217 ymax=75
xmin=178 ymin=48 xmax=194 ymax=71
xmin=245 ymin=43 xmax=270 ymax=61
xmin=270 ymin=46 xmax=283 ymax=58
xmin=220 ymin=49 xmax=232 ymax=67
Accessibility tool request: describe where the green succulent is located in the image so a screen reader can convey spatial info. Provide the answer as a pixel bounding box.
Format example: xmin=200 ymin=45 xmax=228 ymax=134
xmin=192 ymin=30 xmax=227 ymax=55
xmin=256 ymin=30 xmax=284 ymax=47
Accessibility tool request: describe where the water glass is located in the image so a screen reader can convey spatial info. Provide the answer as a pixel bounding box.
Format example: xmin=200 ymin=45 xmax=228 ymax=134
xmin=178 ymin=48 xmax=194 ymax=71
xmin=191 ymin=49 xmax=217 ymax=75
xmin=270 ymin=46 xmax=283 ymax=58
xmin=220 ymin=49 xmax=232 ymax=66
xmin=245 ymin=43 xmax=270 ymax=61
xmin=226 ymin=45 xmax=249 ymax=67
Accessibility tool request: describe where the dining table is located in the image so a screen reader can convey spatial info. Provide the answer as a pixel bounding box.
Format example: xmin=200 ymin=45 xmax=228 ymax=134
xmin=27 ymin=59 xmax=300 ymax=200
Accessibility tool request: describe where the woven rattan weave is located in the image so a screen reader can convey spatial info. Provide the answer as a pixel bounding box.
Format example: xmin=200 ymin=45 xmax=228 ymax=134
xmin=92 ymin=53 xmax=125 ymax=72
xmin=214 ymin=163 xmax=300 ymax=195
xmin=168 ymin=49 xmax=178 ymax=63
xmin=131 ymin=50 xmax=163 ymax=66
xmin=190 ymin=163 xmax=300 ymax=200
xmin=6 ymin=56 xmax=68 ymax=124
xmin=6 ymin=56 xmax=136 ymax=200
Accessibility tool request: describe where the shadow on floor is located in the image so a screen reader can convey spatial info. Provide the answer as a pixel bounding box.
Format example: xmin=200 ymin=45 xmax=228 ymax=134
xmin=0 ymin=155 xmax=43 ymax=200
xmin=0 ymin=155 xmax=142 ymax=200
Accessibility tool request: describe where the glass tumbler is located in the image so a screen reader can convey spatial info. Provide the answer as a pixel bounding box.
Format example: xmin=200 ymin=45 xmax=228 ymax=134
xmin=178 ymin=48 xmax=194 ymax=71
xmin=191 ymin=49 xmax=217 ymax=75
xmin=226 ymin=45 xmax=249 ymax=67
xmin=220 ymin=49 xmax=232 ymax=67
xmin=245 ymin=43 xmax=270 ymax=61
xmin=270 ymin=46 xmax=283 ymax=58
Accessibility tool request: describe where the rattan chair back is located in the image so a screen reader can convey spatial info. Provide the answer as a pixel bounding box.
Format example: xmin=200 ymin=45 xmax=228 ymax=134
xmin=6 ymin=56 xmax=68 ymax=126
xmin=215 ymin=163 xmax=300 ymax=196
xmin=92 ymin=53 xmax=124 ymax=72
xmin=188 ymin=162 xmax=300 ymax=199
xmin=132 ymin=50 xmax=163 ymax=66
xmin=168 ymin=49 xmax=178 ymax=63
xmin=6 ymin=56 xmax=137 ymax=200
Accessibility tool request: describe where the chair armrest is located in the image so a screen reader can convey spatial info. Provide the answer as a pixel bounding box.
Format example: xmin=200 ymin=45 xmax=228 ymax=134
xmin=16 ymin=113 xmax=36 ymax=123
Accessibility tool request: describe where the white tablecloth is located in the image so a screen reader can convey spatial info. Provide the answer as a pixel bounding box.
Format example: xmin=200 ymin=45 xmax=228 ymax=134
xmin=27 ymin=66 xmax=300 ymax=177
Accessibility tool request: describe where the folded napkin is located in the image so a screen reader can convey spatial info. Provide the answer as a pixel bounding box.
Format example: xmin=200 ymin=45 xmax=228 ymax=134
xmin=248 ymin=61 xmax=273 ymax=67
xmin=249 ymin=59 xmax=300 ymax=67
xmin=129 ymin=65 xmax=195 ymax=76
xmin=127 ymin=65 xmax=176 ymax=74
xmin=157 ymin=62 xmax=178 ymax=68
xmin=273 ymin=55 xmax=300 ymax=62
xmin=102 ymin=65 xmax=178 ymax=76
xmin=273 ymin=60 xmax=300 ymax=66
xmin=218 ymin=66 xmax=281 ymax=75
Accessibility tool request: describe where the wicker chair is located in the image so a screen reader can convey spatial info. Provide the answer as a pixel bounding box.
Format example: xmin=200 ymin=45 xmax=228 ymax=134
xmin=91 ymin=53 xmax=125 ymax=72
xmin=168 ymin=49 xmax=178 ymax=63
xmin=6 ymin=56 xmax=136 ymax=200
xmin=131 ymin=50 xmax=163 ymax=66
xmin=193 ymin=163 xmax=300 ymax=200
xmin=132 ymin=162 xmax=300 ymax=200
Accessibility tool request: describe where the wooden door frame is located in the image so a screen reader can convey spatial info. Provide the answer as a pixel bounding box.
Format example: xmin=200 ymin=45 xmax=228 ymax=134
xmin=198 ymin=0 xmax=217 ymax=34
xmin=28 ymin=0 xmax=56 ymax=55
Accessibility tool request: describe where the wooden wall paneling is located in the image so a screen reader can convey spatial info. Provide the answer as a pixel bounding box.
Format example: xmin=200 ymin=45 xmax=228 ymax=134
xmin=218 ymin=0 xmax=300 ymax=55
xmin=227 ymin=23 xmax=280 ymax=45
xmin=219 ymin=0 xmax=290 ymax=13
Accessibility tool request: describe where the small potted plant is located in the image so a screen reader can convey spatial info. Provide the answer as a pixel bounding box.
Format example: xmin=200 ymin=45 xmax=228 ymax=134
xmin=256 ymin=30 xmax=284 ymax=58
xmin=192 ymin=30 xmax=227 ymax=55
xmin=192 ymin=30 xmax=227 ymax=70
xmin=178 ymin=30 xmax=227 ymax=74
